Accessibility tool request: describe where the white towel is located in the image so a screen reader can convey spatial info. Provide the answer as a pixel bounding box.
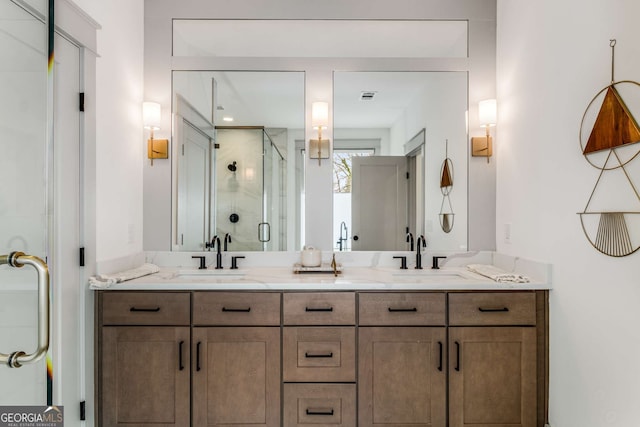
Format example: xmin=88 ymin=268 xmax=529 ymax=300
xmin=89 ymin=263 xmax=160 ymax=289
xmin=467 ymin=264 xmax=530 ymax=283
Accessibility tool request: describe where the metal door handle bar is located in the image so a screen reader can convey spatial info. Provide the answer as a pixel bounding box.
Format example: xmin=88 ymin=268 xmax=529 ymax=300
xmin=0 ymin=252 xmax=50 ymax=368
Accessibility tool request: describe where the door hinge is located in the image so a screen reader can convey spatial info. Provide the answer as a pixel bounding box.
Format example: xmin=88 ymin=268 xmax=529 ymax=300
xmin=79 ymin=247 xmax=85 ymax=267
xmin=79 ymin=92 xmax=85 ymax=112
xmin=80 ymin=401 xmax=86 ymax=420
xmin=406 ymin=171 xmax=410 ymax=179
xmin=182 ymin=144 xmax=185 ymax=156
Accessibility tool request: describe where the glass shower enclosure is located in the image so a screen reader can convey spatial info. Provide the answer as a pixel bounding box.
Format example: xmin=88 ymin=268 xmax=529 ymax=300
xmin=214 ymin=127 xmax=287 ymax=251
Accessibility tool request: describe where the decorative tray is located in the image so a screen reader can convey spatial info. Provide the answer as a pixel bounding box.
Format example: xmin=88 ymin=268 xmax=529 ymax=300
xmin=293 ymin=262 xmax=342 ymax=274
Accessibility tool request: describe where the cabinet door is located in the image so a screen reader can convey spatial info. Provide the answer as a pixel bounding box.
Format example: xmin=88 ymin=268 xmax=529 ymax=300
xmin=193 ymin=327 xmax=281 ymax=427
xmin=101 ymin=327 xmax=190 ymax=427
xmin=359 ymin=327 xmax=446 ymax=427
xmin=449 ymin=327 xmax=536 ymax=427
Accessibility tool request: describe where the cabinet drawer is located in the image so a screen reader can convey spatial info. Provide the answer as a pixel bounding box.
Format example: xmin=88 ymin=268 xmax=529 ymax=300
xmin=193 ymin=292 xmax=280 ymax=325
xmin=283 ymin=327 xmax=356 ymax=382
xmin=448 ymin=292 xmax=536 ymax=326
xmin=359 ymin=293 xmax=446 ymax=325
xmin=101 ymin=292 xmax=190 ymax=325
xmin=284 ymin=384 xmax=355 ymax=427
xmin=283 ymin=292 xmax=355 ymax=325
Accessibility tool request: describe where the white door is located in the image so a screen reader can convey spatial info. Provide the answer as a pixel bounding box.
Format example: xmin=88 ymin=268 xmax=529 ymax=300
xmin=351 ymin=156 xmax=409 ymax=250
xmin=0 ymin=0 xmax=51 ymax=404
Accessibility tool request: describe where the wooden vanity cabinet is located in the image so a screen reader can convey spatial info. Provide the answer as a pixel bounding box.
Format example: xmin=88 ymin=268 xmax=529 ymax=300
xmin=358 ymin=293 xmax=447 ymax=427
xmin=192 ymin=292 xmax=281 ymax=427
xmin=282 ymin=292 xmax=357 ymax=427
xmin=98 ymin=292 xmax=191 ymax=427
xmin=448 ymin=292 xmax=538 ymax=427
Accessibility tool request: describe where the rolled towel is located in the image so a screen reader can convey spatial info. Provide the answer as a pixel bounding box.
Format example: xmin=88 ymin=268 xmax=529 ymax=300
xmin=89 ymin=263 xmax=160 ymax=289
xmin=467 ymin=264 xmax=530 ymax=283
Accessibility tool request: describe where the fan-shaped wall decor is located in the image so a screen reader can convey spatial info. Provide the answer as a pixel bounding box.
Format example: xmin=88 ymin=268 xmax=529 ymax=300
xmin=578 ymin=40 xmax=640 ymax=257
xmin=439 ymin=139 xmax=454 ymax=233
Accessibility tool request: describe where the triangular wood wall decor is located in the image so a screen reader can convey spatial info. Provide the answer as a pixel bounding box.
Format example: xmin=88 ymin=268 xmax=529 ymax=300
xmin=584 ymin=86 xmax=640 ymax=154
xmin=440 ymin=160 xmax=452 ymax=188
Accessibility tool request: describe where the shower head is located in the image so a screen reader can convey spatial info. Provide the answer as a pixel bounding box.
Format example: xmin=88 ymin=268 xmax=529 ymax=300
xmin=228 ymin=161 xmax=237 ymax=172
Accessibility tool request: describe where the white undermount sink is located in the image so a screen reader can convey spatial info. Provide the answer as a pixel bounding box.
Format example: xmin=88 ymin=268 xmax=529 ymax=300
xmin=390 ymin=269 xmax=467 ymax=281
xmin=175 ymin=269 xmax=247 ymax=279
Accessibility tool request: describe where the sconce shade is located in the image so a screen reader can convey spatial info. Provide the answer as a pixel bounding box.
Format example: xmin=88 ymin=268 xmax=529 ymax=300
xmin=143 ymin=101 xmax=161 ymax=130
xmin=478 ymin=99 xmax=497 ymax=127
xmin=311 ymin=101 xmax=329 ymax=129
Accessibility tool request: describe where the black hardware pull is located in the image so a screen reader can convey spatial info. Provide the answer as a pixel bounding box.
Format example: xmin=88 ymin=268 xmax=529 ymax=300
xmin=306 ymin=409 xmax=334 ymax=416
xmin=305 ymin=307 xmax=334 ymax=312
xmin=455 ymin=341 xmax=460 ymax=372
xmin=222 ymin=307 xmax=251 ymax=312
xmin=130 ymin=307 xmax=160 ymax=312
xmin=196 ymin=342 xmax=201 ymax=372
xmin=478 ymin=307 xmax=510 ymax=313
xmin=437 ymin=341 xmax=443 ymax=372
xmin=305 ymin=352 xmax=333 ymax=358
xmin=388 ymin=307 xmax=418 ymax=312
xmin=179 ymin=341 xmax=185 ymax=371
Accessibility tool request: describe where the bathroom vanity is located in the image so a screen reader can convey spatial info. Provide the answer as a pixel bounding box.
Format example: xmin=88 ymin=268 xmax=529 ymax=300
xmin=94 ymin=260 xmax=550 ymax=427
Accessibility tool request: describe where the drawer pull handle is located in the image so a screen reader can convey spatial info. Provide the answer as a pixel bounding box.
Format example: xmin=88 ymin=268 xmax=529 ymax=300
xmin=305 ymin=352 xmax=333 ymax=358
xmin=478 ymin=307 xmax=509 ymax=313
xmin=306 ymin=409 xmax=334 ymax=416
xmin=438 ymin=341 xmax=443 ymax=372
xmin=130 ymin=306 xmax=160 ymax=312
xmin=305 ymin=307 xmax=334 ymax=312
xmin=179 ymin=341 xmax=185 ymax=371
xmin=388 ymin=307 xmax=417 ymax=312
xmin=455 ymin=341 xmax=460 ymax=372
xmin=196 ymin=342 xmax=201 ymax=372
xmin=222 ymin=307 xmax=251 ymax=312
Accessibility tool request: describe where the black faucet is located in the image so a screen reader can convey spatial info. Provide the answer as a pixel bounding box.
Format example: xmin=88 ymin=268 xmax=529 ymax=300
xmin=406 ymin=231 xmax=415 ymax=252
xmin=432 ymin=256 xmax=447 ymax=270
xmin=415 ymin=235 xmax=427 ymax=269
xmin=210 ymin=235 xmax=222 ymax=269
xmin=224 ymin=233 xmax=232 ymax=251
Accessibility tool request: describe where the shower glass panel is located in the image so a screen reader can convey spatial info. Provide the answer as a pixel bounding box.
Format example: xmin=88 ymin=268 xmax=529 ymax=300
xmin=215 ymin=127 xmax=286 ymax=251
xmin=0 ymin=0 xmax=50 ymax=404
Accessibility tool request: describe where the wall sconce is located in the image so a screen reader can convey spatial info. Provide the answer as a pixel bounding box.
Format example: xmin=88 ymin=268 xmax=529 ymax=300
xmin=309 ymin=101 xmax=330 ymax=165
xmin=471 ymin=98 xmax=496 ymax=163
xmin=143 ymin=101 xmax=169 ymax=166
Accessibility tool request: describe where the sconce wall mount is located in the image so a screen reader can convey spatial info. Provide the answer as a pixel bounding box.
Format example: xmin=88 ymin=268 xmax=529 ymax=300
xmin=471 ymin=98 xmax=496 ymax=162
xmin=309 ymin=101 xmax=330 ymax=165
xmin=143 ymin=101 xmax=169 ymax=166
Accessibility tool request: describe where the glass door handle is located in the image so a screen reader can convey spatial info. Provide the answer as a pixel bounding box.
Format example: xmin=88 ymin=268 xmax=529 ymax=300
xmin=258 ymin=222 xmax=271 ymax=242
xmin=0 ymin=252 xmax=50 ymax=368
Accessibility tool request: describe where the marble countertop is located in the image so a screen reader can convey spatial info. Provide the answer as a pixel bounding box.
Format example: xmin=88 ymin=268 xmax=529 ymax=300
xmin=98 ymin=265 xmax=551 ymax=291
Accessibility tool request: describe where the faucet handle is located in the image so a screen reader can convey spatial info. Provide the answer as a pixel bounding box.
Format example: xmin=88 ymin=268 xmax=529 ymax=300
xmin=231 ymin=256 xmax=245 ymax=270
xmin=432 ymin=256 xmax=447 ymax=270
xmin=192 ymin=255 xmax=206 ymax=270
xmin=393 ymin=256 xmax=408 ymax=270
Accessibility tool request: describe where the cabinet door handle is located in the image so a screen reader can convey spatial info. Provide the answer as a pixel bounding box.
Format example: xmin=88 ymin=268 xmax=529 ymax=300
xmin=130 ymin=306 xmax=160 ymax=312
xmin=388 ymin=307 xmax=417 ymax=312
xmin=478 ymin=307 xmax=509 ymax=312
xmin=196 ymin=341 xmax=201 ymax=372
xmin=178 ymin=341 xmax=185 ymax=371
xmin=222 ymin=307 xmax=251 ymax=312
xmin=437 ymin=341 xmax=443 ymax=372
xmin=305 ymin=352 xmax=333 ymax=358
xmin=454 ymin=341 xmax=460 ymax=372
xmin=305 ymin=307 xmax=333 ymax=312
xmin=306 ymin=409 xmax=334 ymax=416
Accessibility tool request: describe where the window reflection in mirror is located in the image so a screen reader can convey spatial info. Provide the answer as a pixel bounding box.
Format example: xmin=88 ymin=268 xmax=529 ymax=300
xmin=172 ymin=71 xmax=305 ymax=251
xmin=333 ymin=71 xmax=468 ymax=252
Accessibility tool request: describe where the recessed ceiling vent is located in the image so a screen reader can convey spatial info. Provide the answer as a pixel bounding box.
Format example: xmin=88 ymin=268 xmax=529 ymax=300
xmin=360 ymin=91 xmax=378 ymax=101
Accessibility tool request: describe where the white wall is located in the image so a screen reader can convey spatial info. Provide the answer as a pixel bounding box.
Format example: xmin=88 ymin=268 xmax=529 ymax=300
xmin=72 ymin=0 xmax=145 ymax=264
xmin=497 ymin=1 xmax=640 ymax=425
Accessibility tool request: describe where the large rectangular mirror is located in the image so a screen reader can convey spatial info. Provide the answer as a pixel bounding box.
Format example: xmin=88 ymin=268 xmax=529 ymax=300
xmin=172 ymin=71 xmax=305 ymax=251
xmin=333 ymin=71 xmax=468 ymax=252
